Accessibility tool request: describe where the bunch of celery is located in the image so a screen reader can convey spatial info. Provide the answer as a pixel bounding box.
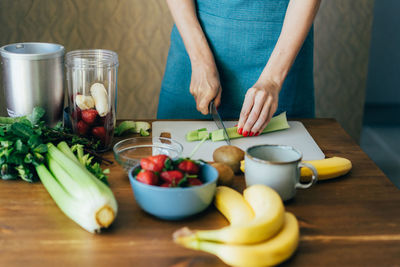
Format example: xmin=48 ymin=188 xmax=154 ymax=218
xmin=36 ymin=142 xmax=117 ymax=233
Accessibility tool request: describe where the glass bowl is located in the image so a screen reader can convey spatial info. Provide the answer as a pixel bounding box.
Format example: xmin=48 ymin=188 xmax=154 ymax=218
xmin=113 ymin=137 xmax=183 ymax=172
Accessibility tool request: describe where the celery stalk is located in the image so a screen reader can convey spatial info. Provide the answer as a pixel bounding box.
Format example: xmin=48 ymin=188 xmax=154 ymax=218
xmin=36 ymin=143 xmax=118 ymax=233
xmin=211 ymin=112 xmax=290 ymax=142
xmin=35 ymin=164 xmax=82 ymax=219
xmin=186 ymin=128 xmax=210 ymax=142
xmin=57 ymin=142 xmax=80 ymax=163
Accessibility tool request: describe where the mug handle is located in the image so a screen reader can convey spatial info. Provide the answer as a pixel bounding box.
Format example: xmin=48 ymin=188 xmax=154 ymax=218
xmin=296 ymin=162 xmax=318 ymax=189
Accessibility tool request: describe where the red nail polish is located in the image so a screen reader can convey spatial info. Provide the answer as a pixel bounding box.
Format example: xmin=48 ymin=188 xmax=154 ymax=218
xmin=243 ymin=131 xmax=248 ymax=137
xmin=255 ymin=132 xmax=260 ymax=136
xmin=234 ymin=124 xmax=238 ymax=127
xmin=238 ymin=128 xmax=243 ymax=135
xmin=249 ymin=132 xmax=254 ymax=137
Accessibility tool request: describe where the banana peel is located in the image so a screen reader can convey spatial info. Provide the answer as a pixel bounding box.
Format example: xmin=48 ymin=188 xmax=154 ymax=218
xmin=240 ymin=157 xmax=352 ymax=182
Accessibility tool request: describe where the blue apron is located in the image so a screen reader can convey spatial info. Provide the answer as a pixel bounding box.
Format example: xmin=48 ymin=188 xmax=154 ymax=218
xmin=157 ymin=0 xmax=314 ymax=119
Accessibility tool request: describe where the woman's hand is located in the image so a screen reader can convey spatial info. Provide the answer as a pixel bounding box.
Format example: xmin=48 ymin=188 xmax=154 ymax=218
xmin=237 ymin=80 xmax=280 ymax=136
xmin=165 ymin=0 xmax=221 ymax=115
xmin=190 ymin=62 xmax=222 ymax=115
xmin=235 ymin=0 xmax=320 ymax=136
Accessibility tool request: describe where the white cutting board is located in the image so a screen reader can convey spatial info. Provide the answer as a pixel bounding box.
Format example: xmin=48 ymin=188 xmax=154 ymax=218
xmin=152 ymin=121 xmax=325 ymax=161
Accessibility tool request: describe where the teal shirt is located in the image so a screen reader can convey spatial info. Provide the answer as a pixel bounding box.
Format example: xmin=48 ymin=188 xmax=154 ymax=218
xmin=158 ymin=0 xmax=314 ymax=119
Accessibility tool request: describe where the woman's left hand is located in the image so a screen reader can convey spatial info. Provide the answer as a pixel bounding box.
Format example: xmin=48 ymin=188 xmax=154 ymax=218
xmin=237 ymin=80 xmax=280 ymax=137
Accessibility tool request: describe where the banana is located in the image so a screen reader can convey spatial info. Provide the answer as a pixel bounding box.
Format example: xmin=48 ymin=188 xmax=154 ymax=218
xmin=214 ymin=186 xmax=254 ymax=225
xmin=90 ymin=83 xmax=109 ymax=117
xmin=300 ymin=156 xmax=352 ymax=181
xmin=75 ymin=94 xmax=95 ymax=110
xmin=240 ymin=157 xmax=352 ymax=181
xmin=176 ymin=212 xmax=299 ymax=267
xmin=240 ymin=160 xmax=245 ymax=173
xmin=181 ymin=185 xmax=285 ymax=245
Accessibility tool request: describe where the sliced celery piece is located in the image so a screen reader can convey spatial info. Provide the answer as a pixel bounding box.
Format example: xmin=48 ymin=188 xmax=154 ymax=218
xmin=198 ymin=131 xmax=210 ymax=140
xmin=186 ymin=130 xmax=200 ymax=142
xmin=211 ymin=112 xmax=290 ymax=142
xmin=186 ymin=128 xmax=210 ymax=142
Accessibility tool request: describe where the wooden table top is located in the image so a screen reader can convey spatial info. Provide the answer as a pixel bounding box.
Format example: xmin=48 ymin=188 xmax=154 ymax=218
xmin=1 ymin=119 xmax=400 ymax=267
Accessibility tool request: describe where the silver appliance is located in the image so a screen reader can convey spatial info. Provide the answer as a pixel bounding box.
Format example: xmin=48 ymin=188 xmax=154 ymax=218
xmin=0 ymin=42 xmax=64 ymax=126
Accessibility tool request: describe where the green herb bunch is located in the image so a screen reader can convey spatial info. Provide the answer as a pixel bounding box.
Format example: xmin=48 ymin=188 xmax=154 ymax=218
xmin=0 ymin=107 xmax=102 ymax=182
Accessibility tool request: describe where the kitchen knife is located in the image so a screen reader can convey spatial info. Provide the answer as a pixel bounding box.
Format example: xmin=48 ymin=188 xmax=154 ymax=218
xmin=209 ymin=100 xmax=231 ymax=145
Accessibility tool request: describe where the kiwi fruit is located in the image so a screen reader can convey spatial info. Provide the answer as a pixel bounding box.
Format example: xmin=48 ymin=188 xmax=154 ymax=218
xmin=211 ymin=162 xmax=235 ymax=186
xmin=213 ymin=145 xmax=245 ymax=173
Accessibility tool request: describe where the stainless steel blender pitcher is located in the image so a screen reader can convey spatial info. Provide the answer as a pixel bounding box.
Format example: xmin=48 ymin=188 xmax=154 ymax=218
xmin=0 ymin=42 xmax=64 ymax=126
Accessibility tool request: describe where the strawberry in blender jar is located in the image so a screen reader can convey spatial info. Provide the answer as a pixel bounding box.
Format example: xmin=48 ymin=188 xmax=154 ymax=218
xmin=66 ymin=50 xmax=119 ymax=151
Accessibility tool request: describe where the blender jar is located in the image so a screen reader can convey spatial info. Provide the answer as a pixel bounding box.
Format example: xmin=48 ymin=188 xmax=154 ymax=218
xmin=65 ymin=49 xmax=118 ymax=151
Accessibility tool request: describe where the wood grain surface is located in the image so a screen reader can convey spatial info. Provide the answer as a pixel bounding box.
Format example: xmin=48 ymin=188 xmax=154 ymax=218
xmin=1 ymin=119 xmax=399 ymax=267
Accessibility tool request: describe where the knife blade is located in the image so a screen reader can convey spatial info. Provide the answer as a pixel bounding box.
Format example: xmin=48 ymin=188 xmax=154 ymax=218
xmin=209 ymin=100 xmax=231 ymax=145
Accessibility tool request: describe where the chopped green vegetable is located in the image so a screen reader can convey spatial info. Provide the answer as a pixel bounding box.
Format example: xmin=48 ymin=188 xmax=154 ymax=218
xmin=114 ymin=121 xmax=136 ymax=136
xmin=36 ymin=143 xmax=117 ymax=233
xmin=211 ymin=112 xmax=290 ymax=141
xmin=114 ymin=121 xmax=151 ymax=137
xmin=189 ymin=135 xmax=209 ymax=158
xmin=186 ymin=128 xmax=210 ymax=142
xmin=185 ymin=113 xmax=289 ymax=142
xmin=140 ymin=128 xmax=150 ymax=136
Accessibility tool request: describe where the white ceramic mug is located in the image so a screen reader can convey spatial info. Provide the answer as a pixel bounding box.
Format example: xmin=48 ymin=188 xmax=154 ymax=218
xmin=245 ymin=145 xmax=318 ymax=201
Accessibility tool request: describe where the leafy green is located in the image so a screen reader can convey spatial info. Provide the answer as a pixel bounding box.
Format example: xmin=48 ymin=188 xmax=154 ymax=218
xmin=0 ymin=110 xmax=47 ymax=182
xmin=0 ymin=107 xmax=104 ymax=183
xmin=71 ymin=144 xmax=109 ymax=185
xmin=27 ymin=107 xmax=45 ymax=125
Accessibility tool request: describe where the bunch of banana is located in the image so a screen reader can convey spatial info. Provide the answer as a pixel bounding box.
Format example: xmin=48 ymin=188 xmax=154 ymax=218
xmin=240 ymin=156 xmax=352 ymax=182
xmin=173 ymin=185 xmax=299 ymax=266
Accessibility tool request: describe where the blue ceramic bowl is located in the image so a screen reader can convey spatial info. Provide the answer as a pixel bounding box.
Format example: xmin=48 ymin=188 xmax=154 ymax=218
xmin=128 ymin=163 xmax=218 ymax=220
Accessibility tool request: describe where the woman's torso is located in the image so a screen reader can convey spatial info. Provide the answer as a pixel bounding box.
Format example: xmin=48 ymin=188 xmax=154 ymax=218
xmin=158 ymin=0 xmax=314 ymax=119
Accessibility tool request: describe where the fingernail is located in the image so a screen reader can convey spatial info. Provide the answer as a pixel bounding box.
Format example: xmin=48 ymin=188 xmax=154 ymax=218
xmin=249 ymin=132 xmax=254 ymax=137
xmin=243 ymin=131 xmax=248 ymax=137
xmin=238 ymin=128 xmax=243 ymax=135
xmin=255 ymin=132 xmax=260 ymax=136
xmin=234 ymin=124 xmax=238 ymax=127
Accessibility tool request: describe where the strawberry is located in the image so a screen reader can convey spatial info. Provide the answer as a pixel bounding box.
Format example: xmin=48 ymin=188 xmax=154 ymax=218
xmin=71 ymin=106 xmax=81 ymax=121
xmin=140 ymin=155 xmax=169 ymax=172
xmin=188 ymin=178 xmax=203 ymax=186
xmin=99 ymin=111 xmax=113 ymax=127
xmin=178 ymin=160 xmax=199 ymax=174
xmin=160 ymin=170 xmax=184 ymax=184
xmin=148 ymin=155 xmax=169 ymax=171
xmin=77 ymin=120 xmax=89 ymax=136
xmin=136 ymin=170 xmax=158 ymax=185
xmin=140 ymin=158 xmax=157 ymax=172
xmin=91 ymin=126 xmax=106 ymax=143
xmin=81 ymin=109 xmax=98 ymax=125
xmin=160 ymin=182 xmax=172 ymax=188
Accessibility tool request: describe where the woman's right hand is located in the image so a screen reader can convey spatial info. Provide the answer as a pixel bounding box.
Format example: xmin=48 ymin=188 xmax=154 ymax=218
xmin=190 ymin=61 xmax=222 ymax=115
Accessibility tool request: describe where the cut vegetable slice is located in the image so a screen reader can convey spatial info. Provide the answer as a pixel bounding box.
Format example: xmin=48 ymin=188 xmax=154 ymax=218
xmin=211 ymin=112 xmax=289 ymax=142
xmin=114 ymin=121 xmax=151 ymax=136
xmin=186 ymin=128 xmax=210 ymax=142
